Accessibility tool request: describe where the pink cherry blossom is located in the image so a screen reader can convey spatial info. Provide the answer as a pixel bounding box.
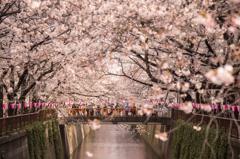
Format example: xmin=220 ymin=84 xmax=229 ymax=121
xmin=8 ymin=87 xmax=13 ymax=93
xmin=205 ymin=65 xmax=234 ymax=86
xmin=200 ymin=104 xmax=212 ymax=112
xmin=179 ymin=102 xmax=193 ymax=114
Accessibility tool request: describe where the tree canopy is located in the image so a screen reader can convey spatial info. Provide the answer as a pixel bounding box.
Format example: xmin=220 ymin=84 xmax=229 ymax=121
xmin=1 ymin=0 xmax=240 ymax=116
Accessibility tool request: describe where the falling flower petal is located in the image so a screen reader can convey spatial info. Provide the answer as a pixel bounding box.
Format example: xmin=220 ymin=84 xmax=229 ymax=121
xmin=88 ymin=119 xmax=101 ymax=130
xmin=86 ymin=151 xmax=93 ymax=157
xmin=155 ymin=132 xmax=168 ymax=141
xmin=193 ymin=126 xmax=201 ymax=131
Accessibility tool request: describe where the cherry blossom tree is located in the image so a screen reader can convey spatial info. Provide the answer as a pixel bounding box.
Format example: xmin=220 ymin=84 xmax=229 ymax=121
xmin=1 ymin=0 xmax=240 ymax=117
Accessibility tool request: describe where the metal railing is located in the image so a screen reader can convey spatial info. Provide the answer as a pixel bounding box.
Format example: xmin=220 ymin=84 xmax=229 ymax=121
xmin=0 ymin=109 xmax=57 ymax=136
xmin=69 ymin=107 xmax=172 ymax=118
xmin=172 ymin=109 xmax=240 ymax=138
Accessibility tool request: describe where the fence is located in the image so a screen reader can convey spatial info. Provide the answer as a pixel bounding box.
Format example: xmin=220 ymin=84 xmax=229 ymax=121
xmin=0 ymin=109 xmax=57 ymax=136
xmin=172 ymin=109 xmax=240 ymax=138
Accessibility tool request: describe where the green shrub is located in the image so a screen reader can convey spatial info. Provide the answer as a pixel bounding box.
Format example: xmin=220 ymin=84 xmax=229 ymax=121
xmin=172 ymin=119 xmax=228 ymax=159
xmin=26 ymin=122 xmax=46 ymax=159
xmin=47 ymin=121 xmax=53 ymax=145
xmin=52 ymin=118 xmax=62 ymax=159
xmin=172 ymin=119 xmax=185 ymax=159
xmin=180 ymin=122 xmax=195 ymax=159
xmin=218 ymin=132 xmax=228 ymax=159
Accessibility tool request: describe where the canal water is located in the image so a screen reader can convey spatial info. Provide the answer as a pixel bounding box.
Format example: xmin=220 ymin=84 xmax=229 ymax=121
xmin=69 ymin=124 xmax=160 ymax=159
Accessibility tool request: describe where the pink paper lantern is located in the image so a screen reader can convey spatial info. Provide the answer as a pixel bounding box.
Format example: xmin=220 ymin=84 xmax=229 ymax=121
xmin=10 ymin=104 xmax=14 ymax=109
xmin=223 ymin=105 xmax=226 ymax=110
xmin=233 ymin=106 xmax=236 ymax=111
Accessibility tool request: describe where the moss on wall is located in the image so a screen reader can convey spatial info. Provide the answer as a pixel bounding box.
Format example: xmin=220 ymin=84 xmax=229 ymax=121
xmin=26 ymin=122 xmax=47 ymax=159
xmin=172 ymin=119 xmax=228 ymax=159
xmin=26 ymin=118 xmax=62 ymax=159
xmin=52 ymin=118 xmax=62 ymax=159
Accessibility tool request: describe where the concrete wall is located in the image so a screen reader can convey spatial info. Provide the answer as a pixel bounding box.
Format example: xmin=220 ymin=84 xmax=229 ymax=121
xmin=227 ymin=138 xmax=240 ymax=159
xmin=0 ymin=122 xmax=60 ymax=159
xmin=0 ymin=131 xmax=29 ymax=159
xmin=45 ymin=123 xmax=57 ymax=159
xmin=59 ymin=124 xmax=90 ymax=158
xmin=140 ymin=124 xmax=173 ymax=159
xmin=140 ymin=122 xmax=240 ymax=159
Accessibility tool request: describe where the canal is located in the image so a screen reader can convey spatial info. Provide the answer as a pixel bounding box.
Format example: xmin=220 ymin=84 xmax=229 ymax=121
xmin=69 ymin=124 xmax=160 ymax=159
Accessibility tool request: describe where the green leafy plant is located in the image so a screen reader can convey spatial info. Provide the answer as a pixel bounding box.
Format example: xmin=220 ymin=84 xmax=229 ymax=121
xmin=26 ymin=122 xmax=47 ymax=159
xmin=172 ymin=119 xmax=185 ymax=159
xmin=52 ymin=118 xmax=62 ymax=159
xmin=172 ymin=119 xmax=228 ymax=159
xmin=47 ymin=121 xmax=53 ymax=145
xmin=26 ymin=126 xmax=34 ymax=159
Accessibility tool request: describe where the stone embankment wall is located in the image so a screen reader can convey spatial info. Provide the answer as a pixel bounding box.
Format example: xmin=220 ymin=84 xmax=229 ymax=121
xmin=0 ymin=131 xmax=29 ymax=159
xmin=59 ymin=124 xmax=90 ymax=158
xmin=140 ymin=124 xmax=173 ymax=159
xmin=141 ymin=120 xmax=240 ymax=159
xmin=45 ymin=123 xmax=57 ymax=159
xmin=0 ymin=122 xmax=58 ymax=159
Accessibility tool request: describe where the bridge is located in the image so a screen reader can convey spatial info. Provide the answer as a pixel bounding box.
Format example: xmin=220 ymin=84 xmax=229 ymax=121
xmin=57 ymin=107 xmax=240 ymax=139
xmin=0 ymin=107 xmax=239 ymax=139
xmin=58 ymin=107 xmax=172 ymax=125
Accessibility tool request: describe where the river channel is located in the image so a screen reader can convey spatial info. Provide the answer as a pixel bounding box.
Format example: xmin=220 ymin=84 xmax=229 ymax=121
xmin=69 ymin=124 xmax=160 ymax=159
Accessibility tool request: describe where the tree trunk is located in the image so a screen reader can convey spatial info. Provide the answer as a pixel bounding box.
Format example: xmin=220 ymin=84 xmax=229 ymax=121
xmin=8 ymin=103 xmax=14 ymax=116
xmin=19 ymin=96 xmax=25 ymax=114
xmin=181 ymin=93 xmax=192 ymax=102
xmin=0 ymin=85 xmax=3 ymax=117
xmin=8 ymin=67 xmax=15 ymax=116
